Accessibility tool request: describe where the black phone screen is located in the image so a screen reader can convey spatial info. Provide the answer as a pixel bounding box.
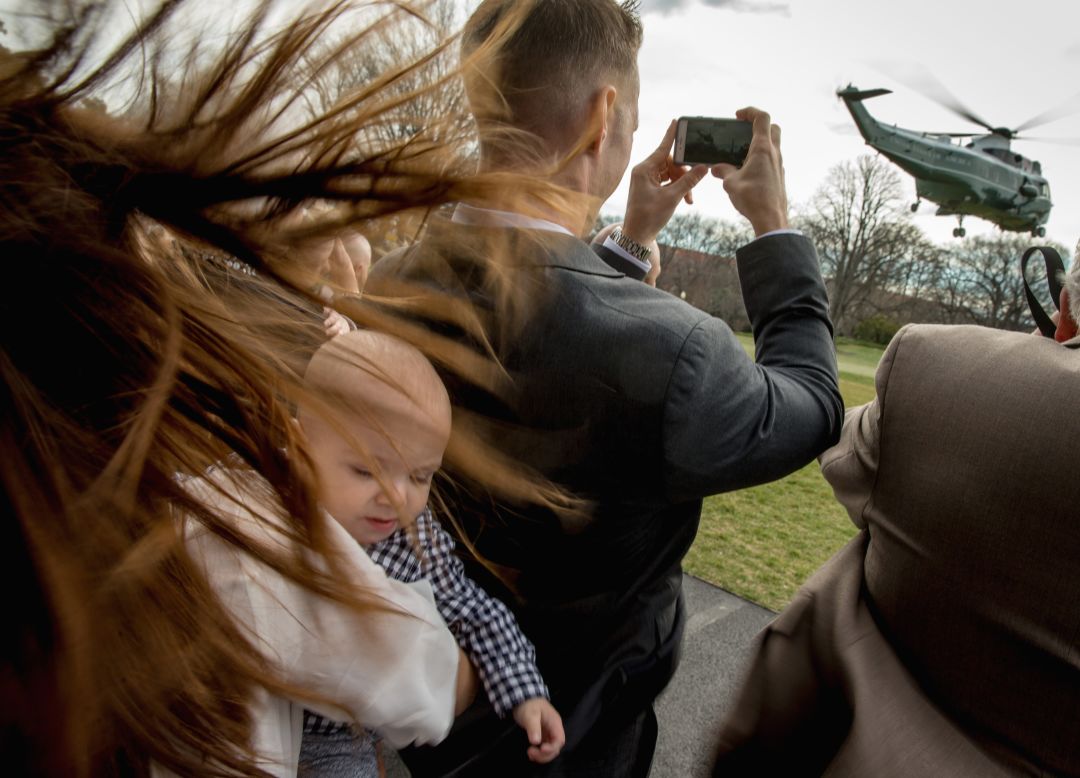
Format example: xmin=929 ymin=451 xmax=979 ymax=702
xmin=679 ymin=118 xmax=753 ymax=166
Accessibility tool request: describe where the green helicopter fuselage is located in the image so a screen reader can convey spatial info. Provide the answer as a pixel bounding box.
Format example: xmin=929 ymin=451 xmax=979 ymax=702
xmin=838 ymin=86 xmax=1051 ymax=233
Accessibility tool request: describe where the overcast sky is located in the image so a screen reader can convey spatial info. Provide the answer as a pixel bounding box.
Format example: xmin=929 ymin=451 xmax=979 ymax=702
xmin=605 ymin=0 xmax=1080 ymax=253
xmin=16 ymin=0 xmax=1076 ymax=253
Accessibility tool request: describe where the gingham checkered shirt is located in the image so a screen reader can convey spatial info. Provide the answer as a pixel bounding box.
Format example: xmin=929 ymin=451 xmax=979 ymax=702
xmin=304 ymin=508 xmax=549 ymax=736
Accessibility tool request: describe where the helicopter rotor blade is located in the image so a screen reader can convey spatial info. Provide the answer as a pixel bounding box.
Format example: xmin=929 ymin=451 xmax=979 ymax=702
xmin=827 ymin=122 xmax=859 ymax=136
xmin=870 ymin=61 xmax=997 ymax=133
xmin=1015 ymin=135 xmax=1080 ymax=147
xmin=1014 ymin=90 xmax=1080 ymax=133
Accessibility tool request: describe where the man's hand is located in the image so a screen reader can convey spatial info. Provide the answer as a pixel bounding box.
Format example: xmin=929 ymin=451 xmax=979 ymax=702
xmin=512 ymin=697 xmax=566 ymax=764
xmin=711 ymin=107 xmax=789 ymax=236
xmin=1055 ymin=288 xmax=1078 ymax=342
xmin=622 ymin=120 xmax=708 ymax=245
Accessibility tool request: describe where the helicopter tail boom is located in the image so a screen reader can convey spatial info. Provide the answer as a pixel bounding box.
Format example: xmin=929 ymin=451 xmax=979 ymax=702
xmin=837 ymin=86 xmax=892 ymax=102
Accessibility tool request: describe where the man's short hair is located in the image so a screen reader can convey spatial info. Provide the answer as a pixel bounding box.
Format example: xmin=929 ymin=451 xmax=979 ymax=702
xmin=462 ymin=0 xmax=642 ymax=154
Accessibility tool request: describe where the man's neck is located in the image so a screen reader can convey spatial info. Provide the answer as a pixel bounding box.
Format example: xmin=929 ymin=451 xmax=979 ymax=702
xmin=474 ymin=156 xmax=599 ymax=237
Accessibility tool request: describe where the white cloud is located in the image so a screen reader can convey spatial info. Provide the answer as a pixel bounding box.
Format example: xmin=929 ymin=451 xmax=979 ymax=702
xmin=640 ymin=0 xmax=790 ymax=17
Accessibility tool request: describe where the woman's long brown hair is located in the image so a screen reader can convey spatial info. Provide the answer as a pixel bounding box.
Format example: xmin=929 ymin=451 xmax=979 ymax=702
xmin=0 ymin=1 xmax=578 ymax=775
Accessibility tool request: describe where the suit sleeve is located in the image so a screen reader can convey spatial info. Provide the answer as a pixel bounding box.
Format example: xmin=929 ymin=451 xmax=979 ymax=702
xmin=818 ymin=325 xmax=907 ymax=530
xmin=592 ymin=242 xmax=649 ymax=281
xmin=661 ymin=234 xmax=843 ymax=501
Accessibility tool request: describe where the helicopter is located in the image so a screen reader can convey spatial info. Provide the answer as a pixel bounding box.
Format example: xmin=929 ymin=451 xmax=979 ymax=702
xmin=837 ymin=84 xmax=1056 ymax=238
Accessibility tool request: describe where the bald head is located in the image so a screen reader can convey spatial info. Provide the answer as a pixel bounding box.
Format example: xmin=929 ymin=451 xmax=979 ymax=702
xmin=301 ymin=330 xmax=451 ymax=436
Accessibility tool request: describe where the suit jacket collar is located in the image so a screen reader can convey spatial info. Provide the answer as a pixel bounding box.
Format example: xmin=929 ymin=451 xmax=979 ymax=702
xmin=528 ymin=231 xmax=626 ymax=277
xmin=427 ymin=218 xmax=625 ymax=279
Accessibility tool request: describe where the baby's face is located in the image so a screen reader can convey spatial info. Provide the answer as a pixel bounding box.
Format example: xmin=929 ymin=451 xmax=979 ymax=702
xmin=305 ymin=387 xmax=450 ymax=546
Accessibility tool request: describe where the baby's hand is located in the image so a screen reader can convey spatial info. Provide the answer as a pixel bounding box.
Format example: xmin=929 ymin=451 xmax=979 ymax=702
xmin=512 ymin=697 xmax=565 ymax=764
xmin=322 ymin=307 xmax=350 ymax=338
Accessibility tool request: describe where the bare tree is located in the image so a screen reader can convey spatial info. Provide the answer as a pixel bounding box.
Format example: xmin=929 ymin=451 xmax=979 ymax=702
xmin=309 ymin=2 xmax=471 ymax=140
xmin=649 ymin=213 xmax=751 ymax=326
xmin=931 ymin=258 xmax=975 ymax=324
xmin=885 ymin=229 xmax=944 ymax=301
xmin=939 ymin=235 xmax=1069 ymax=331
xmin=656 ymin=212 xmax=748 ymax=294
xmin=801 ymin=155 xmax=923 ymax=334
xmin=589 ymin=212 xmax=624 ymax=240
xmin=304 ymin=1 xmax=475 ymax=253
xmin=657 ymin=212 xmax=750 ymax=265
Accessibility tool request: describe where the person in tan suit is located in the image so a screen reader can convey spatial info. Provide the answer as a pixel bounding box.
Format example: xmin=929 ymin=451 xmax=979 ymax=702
xmin=711 ymin=254 xmax=1080 ymax=776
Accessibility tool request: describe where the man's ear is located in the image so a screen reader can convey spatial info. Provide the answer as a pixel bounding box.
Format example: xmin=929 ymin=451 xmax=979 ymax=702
xmin=587 ymin=85 xmax=619 ymax=156
xmin=1055 ymin=288 xmax=1078 ymax=342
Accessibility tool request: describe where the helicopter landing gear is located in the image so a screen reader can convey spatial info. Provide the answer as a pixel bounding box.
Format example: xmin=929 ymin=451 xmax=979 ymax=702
xmin=952 ymin=217 xmax=966 ymax=239
xmin=1031 ymin=226 xmax=1046 ymax=238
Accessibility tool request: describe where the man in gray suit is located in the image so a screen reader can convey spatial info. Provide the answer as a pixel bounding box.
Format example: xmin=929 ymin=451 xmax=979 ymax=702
xmin=369 ymin=1 xmax=842 ymax=774
xmin=712 ymin=257 xmax=1080 ymax=775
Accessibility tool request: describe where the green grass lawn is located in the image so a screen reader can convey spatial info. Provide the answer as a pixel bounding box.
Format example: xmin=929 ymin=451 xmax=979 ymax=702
xmin=682 ymin=335 xmax=884 ymax=611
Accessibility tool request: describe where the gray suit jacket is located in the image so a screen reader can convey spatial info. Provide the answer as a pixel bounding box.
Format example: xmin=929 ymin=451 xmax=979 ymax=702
xmin=369 ymin=225 xmax=842 ymax=750
xmin=714 ymin=324 xmax=1080 ymax=776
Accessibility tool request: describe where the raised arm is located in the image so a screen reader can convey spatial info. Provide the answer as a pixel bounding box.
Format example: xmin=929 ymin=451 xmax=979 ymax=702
xmin=661 ymin=233 xmax=842 ymax=501
xmin=661 ymin=107 xmax=842 ymax=500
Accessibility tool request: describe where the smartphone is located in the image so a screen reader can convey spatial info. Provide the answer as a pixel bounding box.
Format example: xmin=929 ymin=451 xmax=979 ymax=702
xmin=674 ymin=117 xmax=753 ymax=167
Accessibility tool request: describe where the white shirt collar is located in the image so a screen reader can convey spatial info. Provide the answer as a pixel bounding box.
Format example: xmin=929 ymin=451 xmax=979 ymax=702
xmin=451 ymin=203 xmax=576 ymax=237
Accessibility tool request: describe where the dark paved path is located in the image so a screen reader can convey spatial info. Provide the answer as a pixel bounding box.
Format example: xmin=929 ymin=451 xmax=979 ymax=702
xmin=386 ymin=574 xmax=774 ymax=777
xmin=652 ymin=575 xmax=774 ymax=777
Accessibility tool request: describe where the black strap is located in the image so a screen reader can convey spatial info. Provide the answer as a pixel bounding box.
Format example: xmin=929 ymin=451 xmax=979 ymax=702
xmin=1022 ymin=246 xmax=1066 ymax=338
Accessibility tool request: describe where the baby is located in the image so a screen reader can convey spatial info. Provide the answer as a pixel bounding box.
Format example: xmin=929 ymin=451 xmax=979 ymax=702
xmin=297 ymin=329 xmax=564 ymax=775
